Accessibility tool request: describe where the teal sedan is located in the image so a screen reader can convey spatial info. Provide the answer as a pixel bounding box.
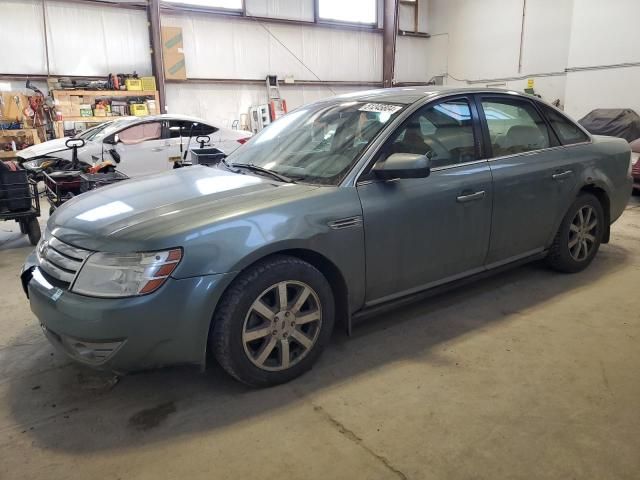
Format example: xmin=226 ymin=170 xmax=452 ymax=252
xmin=21 ymin=88 xmax=633 ymax=387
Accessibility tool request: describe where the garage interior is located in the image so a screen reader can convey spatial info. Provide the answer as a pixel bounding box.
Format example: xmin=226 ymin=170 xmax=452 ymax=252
xmin=1 ymin=0 xmax=639 ymax=479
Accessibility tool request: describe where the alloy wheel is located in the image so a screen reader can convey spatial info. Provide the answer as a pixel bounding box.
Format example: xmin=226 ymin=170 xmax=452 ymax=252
xmin=242 ymin=281 xmax=322 ymax=371
xmin=568 ymin=205 xmax=598 ymax=261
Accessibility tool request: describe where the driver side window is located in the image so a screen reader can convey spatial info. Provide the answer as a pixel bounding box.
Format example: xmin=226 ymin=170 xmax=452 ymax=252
xmin=378 ymin=98 xmax=478 ymax=168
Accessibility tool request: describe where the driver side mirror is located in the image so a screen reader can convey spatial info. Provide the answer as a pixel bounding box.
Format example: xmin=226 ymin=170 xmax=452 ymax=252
xmin=104 ymin=134 xmax=120 ymax=145
xmin=372 ymin=153 xmax=431 ymax=180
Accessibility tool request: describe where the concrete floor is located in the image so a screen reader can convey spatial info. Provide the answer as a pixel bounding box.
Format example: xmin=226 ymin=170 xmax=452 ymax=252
xmin=1 ymin=198 xmax=639 ymax=480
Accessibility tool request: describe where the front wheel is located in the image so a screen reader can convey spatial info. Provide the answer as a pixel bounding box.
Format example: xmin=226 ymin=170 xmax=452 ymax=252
xmin=211 ymin=255 xmax=334 ymax=387
xmin=547 ymin=193 xmax=604 ymax=273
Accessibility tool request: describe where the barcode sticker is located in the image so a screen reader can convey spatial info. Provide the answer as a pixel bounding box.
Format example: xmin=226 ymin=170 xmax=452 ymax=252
xmin=359 ymin=103 xmax=403 ymax=114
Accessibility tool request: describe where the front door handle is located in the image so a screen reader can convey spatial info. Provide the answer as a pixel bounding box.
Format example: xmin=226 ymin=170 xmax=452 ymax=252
xmin=456 ymin=190 xmax=485 ymax=203
xmin=151 ymin=147 xmax=166 ymax=152
xmin=552 ymin=170 xmax=573 ymax=180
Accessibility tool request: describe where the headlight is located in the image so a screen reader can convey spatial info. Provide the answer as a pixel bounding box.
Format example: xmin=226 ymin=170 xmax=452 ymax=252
xmin=71 ymin=248 xmax=182 ymax=298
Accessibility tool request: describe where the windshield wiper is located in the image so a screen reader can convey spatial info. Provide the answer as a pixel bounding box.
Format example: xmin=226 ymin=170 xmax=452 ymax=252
xmin=231 ymin=163 xmax=294 ymax=183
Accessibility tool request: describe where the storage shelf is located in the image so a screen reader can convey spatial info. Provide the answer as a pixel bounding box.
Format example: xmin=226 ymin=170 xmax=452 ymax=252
xmin=56 ymin=116 xmax=131 ymax=122
xmin=51 ymin=89 xmax=160 ymax=138
xmin=53 ymin=90 xmax=158 ymax=97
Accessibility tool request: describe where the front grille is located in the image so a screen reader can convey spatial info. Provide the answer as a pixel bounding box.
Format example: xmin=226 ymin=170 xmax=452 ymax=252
xmin=37 ymin=233 xmax=92 ymax=287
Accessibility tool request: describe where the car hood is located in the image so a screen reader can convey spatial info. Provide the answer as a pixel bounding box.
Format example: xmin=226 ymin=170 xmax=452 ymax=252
xmin=48 ymin=165 xmax=318 ymax=251
xmin=18 ymin=138 xmax=73 ymax=159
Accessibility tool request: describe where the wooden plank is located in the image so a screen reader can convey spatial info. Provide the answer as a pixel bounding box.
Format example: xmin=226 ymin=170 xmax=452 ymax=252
xmin=55 ymin=116 xmax=118 ymax=122
xmin=52 ymin=90 xmax=158 ymax=97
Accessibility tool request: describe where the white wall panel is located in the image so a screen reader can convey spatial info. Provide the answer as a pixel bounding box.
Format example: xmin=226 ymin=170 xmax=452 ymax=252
xmin=398 ymin=3 xmax=415 ymax=32
xmin=426 ymin=0 xmax=574 ymax=105
xmin=564 ymin=68 xmax=640 ymax=119
xmin=520 ymin=0 xmax=573 ymax=74
xmin=162 ymin=14 xmax=382 ymax=81
xmin=0 ymin=0 xmax=47 ymax=74
xmin=45 ymin=1 xmax=151 ymax=76
xmin=563 ymin=0 xmax=640 ymax=118
xmin=395 ymin=36 xmax=429 ymax=82
xmin=165 ymin=82 xmax=360 ymax=128
xmin=398 ymin=0 xmax=428 ymax=33
xmin=245 ymin=0 xmax=315 ymax=21
xmin=568 ymin=0 xmax=640 ymax=67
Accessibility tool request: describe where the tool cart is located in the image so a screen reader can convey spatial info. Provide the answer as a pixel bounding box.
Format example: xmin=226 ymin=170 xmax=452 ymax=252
xmin=0 ymin=161 xmax=41 ymax=245
xmin=44 ymin=138 xmax=129 ymax=213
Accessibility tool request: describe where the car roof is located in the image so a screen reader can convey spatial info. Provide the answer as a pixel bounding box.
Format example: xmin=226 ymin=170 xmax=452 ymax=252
xmin=328 ymin=86 xmax=530 ymax=105
xmin=141 ymin=113 xmax=210 ymax=124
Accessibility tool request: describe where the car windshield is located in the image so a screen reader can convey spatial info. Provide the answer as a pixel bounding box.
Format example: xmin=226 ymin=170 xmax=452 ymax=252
xmin=225 ymin=101 xmax=405 ymax=185
xmin=75 ymin=122 xmax=114 ymax=141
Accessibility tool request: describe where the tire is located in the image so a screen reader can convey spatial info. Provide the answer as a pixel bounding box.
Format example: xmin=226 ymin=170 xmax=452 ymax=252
xmin=26 ymin=217 xmax=41 ymax=246
xmin=211 ymin=255 xmax=335 ymax=387
xmin=547 ymin=193 xmax=604 ymax=273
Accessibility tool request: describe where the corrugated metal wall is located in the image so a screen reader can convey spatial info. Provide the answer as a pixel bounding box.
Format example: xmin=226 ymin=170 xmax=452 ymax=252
xmin=0 ymin=0 xmax=430 ymax=124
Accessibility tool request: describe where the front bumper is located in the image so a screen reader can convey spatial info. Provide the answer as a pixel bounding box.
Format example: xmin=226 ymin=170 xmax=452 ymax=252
xmin=21 ymin=252 xmax=234 ymax=372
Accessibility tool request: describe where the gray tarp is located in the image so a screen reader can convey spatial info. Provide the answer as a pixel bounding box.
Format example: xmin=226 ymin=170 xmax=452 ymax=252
xmin=578 ymin=109 xmax=640 ymax=143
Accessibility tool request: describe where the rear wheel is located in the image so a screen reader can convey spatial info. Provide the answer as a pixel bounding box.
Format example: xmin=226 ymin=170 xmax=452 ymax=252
xmin=26 ymin=217 xmax=41 ymax=246
xmin=547 ymin=193 xmax=604 ymax=273
xmin=211 ymin=255 xmax=334 ymax=387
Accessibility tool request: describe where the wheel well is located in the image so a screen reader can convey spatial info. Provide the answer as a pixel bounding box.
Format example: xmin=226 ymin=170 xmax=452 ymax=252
xmin=210 ymin=249 xmax=350 ymax=340
xmin=580 ymin=184 xmax=610 ymax=243
xmin=277 ymin=249 xmax=350 ymax=333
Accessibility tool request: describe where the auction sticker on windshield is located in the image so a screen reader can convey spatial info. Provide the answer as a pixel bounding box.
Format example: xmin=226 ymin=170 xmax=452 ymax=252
xmin=359 ymin=103 xmax=403 ymax=114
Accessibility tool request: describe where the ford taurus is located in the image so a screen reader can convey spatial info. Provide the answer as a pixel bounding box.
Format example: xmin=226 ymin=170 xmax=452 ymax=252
xmin=21 ymin=88 xmax=633 ymax=387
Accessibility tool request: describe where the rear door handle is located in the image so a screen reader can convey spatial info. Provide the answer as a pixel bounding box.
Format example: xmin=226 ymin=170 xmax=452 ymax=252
xmin=552 ymin=170 xmax=573 ymax=180
xmin=456 ymin=191 xmax=485 ymax=203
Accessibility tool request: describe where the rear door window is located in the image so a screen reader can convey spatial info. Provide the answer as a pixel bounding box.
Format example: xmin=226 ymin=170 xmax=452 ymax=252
xmin=166 ymin=120 xmax=219 ymax=138
xmin=481 ymin=98 xmax=551 ymax=157
xmin=540 ymin=105 xmax=590 ymax=145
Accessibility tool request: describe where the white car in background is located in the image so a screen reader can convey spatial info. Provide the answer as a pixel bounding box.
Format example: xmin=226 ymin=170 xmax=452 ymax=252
xmin=18 ymin=114 xmax=252 ymax=178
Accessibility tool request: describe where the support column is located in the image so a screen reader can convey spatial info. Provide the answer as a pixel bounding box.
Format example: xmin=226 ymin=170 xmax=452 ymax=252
xmin=382 ymin=0 xmax=399 ymax=88
xmin=148 ymin=0 xmax=166 ymax=112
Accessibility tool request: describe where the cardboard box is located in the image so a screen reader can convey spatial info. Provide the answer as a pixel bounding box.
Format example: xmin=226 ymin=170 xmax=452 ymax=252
xmin=162 ymin=27 xmax=186 ymax=80
xmin=57 ymin=105 xmax=73 ymax=117
xmin=80 ymin=104 xmax=93 ymax=117
xmin=1 ymin=93 xmax=29 ymax=121
xmin=146 ymin=99 xmax=157 ymax=114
